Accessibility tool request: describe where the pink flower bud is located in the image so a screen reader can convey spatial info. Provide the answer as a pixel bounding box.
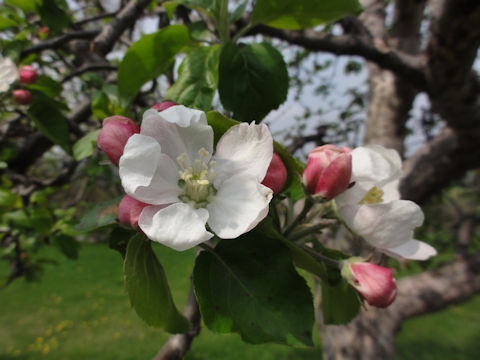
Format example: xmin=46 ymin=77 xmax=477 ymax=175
xmin=13 ymin=89 xmax=32 ymax=105
xmin=97 ymin=116 xmax=140 ymax=165
xmin=118 ymin=195 xmax=149 ymax=229
xmin=262 ymin=152 xmax=287 ymax=193
xmin=341 ymin=259 xmax=397 ymax=308
xmin=303 ymin=144 xmax=352 ymax=200
xmin=151 ymin=101 xmax=176 ymax=112
xmin=19 ymin=65 xmax=38 ymax=84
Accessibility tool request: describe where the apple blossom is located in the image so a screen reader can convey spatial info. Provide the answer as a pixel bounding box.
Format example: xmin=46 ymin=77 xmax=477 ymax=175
xmin=303 ymin=144 xmax=352 ymax=200
xmin=19 ymin=65 xmax=38 ymax=84
xmin=118 ymin=195 xmax=149 ymax=229
xmin=262 ymin=152 xmax=287 ymax=193
xmin=13 ymin=89 xmax=32 ymax=104
xmin=0 ymin=55 xmax=18 ymax=92
xmin=97 ymin=116 xmax=140 ymax=165
xmin=341 ymin=258 xmax=397 ymax=308
xmin=336 ymin=145 xmax=437 ymax=260
xmin=119 ymin=105 xmax=273 ymax=251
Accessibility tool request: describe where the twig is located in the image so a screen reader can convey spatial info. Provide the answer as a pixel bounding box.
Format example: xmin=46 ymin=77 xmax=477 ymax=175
xmin=61 ymin=64 xmax=117 ymax=83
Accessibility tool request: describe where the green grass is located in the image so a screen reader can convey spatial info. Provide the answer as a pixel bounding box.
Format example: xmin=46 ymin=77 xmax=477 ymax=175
xmin=0 ymin=243 xmax=479 ymax=359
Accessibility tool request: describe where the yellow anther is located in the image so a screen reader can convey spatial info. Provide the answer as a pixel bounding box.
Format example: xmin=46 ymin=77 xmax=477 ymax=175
xmin=359 ymin=186 xmax=384 ymax=204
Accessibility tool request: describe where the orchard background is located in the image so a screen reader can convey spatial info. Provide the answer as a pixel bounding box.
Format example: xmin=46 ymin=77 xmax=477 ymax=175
xmin=1 ymin=0 xmax=480 ymax=359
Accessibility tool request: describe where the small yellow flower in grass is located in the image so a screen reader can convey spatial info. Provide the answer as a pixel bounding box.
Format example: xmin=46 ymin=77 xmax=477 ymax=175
xmin=114 ymin=332 xmax=121 ymax=339
xmin=35 ymin=336 xmax=44 ymax=344
xmin=42 ymin=344 xmax=50 ymax=355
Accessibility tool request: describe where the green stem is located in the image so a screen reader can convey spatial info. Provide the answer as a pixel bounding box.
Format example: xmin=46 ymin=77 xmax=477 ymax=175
xmin=232 ymin=22 xmax=256 ymax=43
xmin=288 ymin=220 xmax=336 ymax=242
xmin=217 ymin=0 xmax=230 ymax=43
xmin=300 ymin=245 xmax=340 ymax=268
xmin=283 ymin=197 xmax=314 ymax=237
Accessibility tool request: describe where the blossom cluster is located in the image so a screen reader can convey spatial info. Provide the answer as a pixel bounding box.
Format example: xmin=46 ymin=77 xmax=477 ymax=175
xmin=98 ymin=103 xmax=436 ymax=308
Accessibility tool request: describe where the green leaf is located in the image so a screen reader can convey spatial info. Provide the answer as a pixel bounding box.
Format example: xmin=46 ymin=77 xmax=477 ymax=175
xmin=0 ymin=17 xmax=17 ymax=30
xmin=251 ymin=0 xmax=363 ymax=30
xmin=5 ymin=0 xmax=36 ymax=13
xmin=218 ymin=42 xmax=288 ymax=122
xmin=74 ymin=197 xmax=121 ymax=233
xmin=51 ymin=234 xmax=80 ymax=259
xmin=166 ymin=45 xmax=220 ymax=111
xmin=73 ymin=129 xmax=101 ymax=161
xmin=194 ymin=230 xmax=314 ymax=345
xmin=229 ymin=0 xmax=248 ymax=23
xmin=27 ymin=98 xmax=72 ymax=153
xmin=118 ymin=25 xmax=191 ymax=101
xmin=321 ymin=278 xmax=361 ymax=325
xmin=36 ymin=0 xmax=71 ymax=33
xmin=0 ymin=189 xmax=22 ymax=212
xmin=163 ymin=1 xmax=179 ymax=19
xmin=206 ymin=111 xmax=302 ymax=192
xmin=124 ymin=234 xmax=190 ymax=333
xmin=109 ymin=226 xmax=136 ymax=258
xmin=28 ymin=75 xmax=62 ymax=98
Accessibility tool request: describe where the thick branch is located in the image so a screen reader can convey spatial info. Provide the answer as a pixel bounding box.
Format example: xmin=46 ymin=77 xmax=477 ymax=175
xmin=400 ymin=127 xmax=480 ymax=204
xmin=246 ymin=24 xmax=427 ymax=90
xmin=90 ymin=0 xmax=154 ymax=56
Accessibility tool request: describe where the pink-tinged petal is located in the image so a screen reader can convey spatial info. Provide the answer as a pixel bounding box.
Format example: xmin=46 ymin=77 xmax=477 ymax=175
xmin=261 ymin=153 xmax=287 ymax=193
xmin=303 ymin=145 xmax=352 ymax=198
xmin=343 ymin=261 xmax=397 ymax=308
xmin=13 ymin=89 xmax=32 ymax=105
xmin=383 ymin=239 xmax=437 ymax=260
xmin=118 ymin=195 xmax=149 ymax=228
xmin=119 ymin=134 xmax=180 ymax=204
xmin=98 ymin=117 xmax=139 ymax=165
xmin=141 ymin=106 xmax=213 ymax=167
xmin=207 ymin=175 xmax=273 ymax=239
xmin=213 ymin=122 xmax=273 ymax=187
xmin=138 ymin=203 xmax=213 ymax=251
xmin=314 ymin=152 xmax=352 ymax=199
xmin=151 ymin=101 xmax=176 ymax=111
xmin=19 ymin=65 xmax=38 ymax=84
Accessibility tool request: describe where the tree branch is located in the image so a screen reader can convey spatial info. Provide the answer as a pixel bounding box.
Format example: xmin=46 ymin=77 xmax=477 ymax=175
xmin=90 ymin=0 xmax=155 ymax=56
xmin=152 ymin=279 xmax=201 ymax=360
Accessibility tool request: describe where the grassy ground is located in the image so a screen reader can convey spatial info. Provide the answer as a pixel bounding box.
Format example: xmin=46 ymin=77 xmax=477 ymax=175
xmin=0 ymin=243 xmax=479 ymax=359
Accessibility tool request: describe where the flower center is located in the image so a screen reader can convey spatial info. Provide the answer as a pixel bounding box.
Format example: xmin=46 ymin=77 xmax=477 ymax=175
xmin=359 ymin=186 xmax=384 ymax=204
xmin=177 ymin=148 xmax=217 ymax=208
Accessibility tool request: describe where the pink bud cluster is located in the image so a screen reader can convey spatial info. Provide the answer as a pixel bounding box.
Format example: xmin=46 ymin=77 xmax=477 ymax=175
xmin=13 ymin=66 xmax=38 ymax=105
xmin=98 ymin=102 xmax=177 ymax=228
xmin=341 ymin=259 xmax=397 ymax=308
xmin=302 ymin=145 xmax=352 ymax=200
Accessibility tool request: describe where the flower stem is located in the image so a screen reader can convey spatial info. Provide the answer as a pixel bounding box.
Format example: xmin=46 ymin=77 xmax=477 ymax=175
xmin=288 ymin=219 xmax=337 ymax=242
xmin=283 ymin=197 xmax=314 ymax=237
xmin=300 ymin=245 xmax=340 ymax=268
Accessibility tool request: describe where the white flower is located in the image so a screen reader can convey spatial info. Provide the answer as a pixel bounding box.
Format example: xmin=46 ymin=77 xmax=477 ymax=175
xmin=119 ymin=105 xmax=273 ymax=251
xmin=0 ymin=55 xmax=18 ymax=92
xmin=336 ymin=145 xmax=437 ymax=260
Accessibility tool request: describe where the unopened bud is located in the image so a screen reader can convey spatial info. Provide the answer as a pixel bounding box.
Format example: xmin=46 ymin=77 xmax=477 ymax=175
xmin=13 ymin=89 xmax=32 ymax=104
xmin=118 ymin=195 xmax=149 ymax=229
xmin=341 ymin=258 xmax=397 ymax=308
xmin=97 ymin=116 xmax=140 ymax=165
xmin=262 ymin=152 xmax=287 ymax=194
xmin=151 ymin=101 xmax=176 ymax=112
xmin=19 ymin=65 xmax=38 ymax=84
xmin=303 ymin=144 xmax=352 ymax=200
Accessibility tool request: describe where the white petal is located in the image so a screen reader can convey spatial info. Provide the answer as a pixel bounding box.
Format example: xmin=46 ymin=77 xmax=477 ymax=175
xmin=351 ymin=145 xmax=402 ymax=189
xmin=141 ymin=106 xmax=213 ymax=166
xmin=207 ymin=175 xmax=273 ymax=239
xmin=213 ymin=122 xmax=273 ymax=187
xmin=383 ymin=239 xmax=437 ymax=260
xmin=382 ymin=178 xmax=401 ymax=202
xmin=0 ymin=56 xmax=18 ymax=92
xmin=339 ymin=200 xmax=424 ymax=249
xmin=139 ymin=203 xmax=213 ymax=251
xmin=119 ymin=134 xmax=180 ymax=204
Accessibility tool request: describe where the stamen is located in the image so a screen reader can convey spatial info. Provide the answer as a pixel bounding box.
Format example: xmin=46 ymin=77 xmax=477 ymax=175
xmin=359 ymin=186 xmax=384 ymax=204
